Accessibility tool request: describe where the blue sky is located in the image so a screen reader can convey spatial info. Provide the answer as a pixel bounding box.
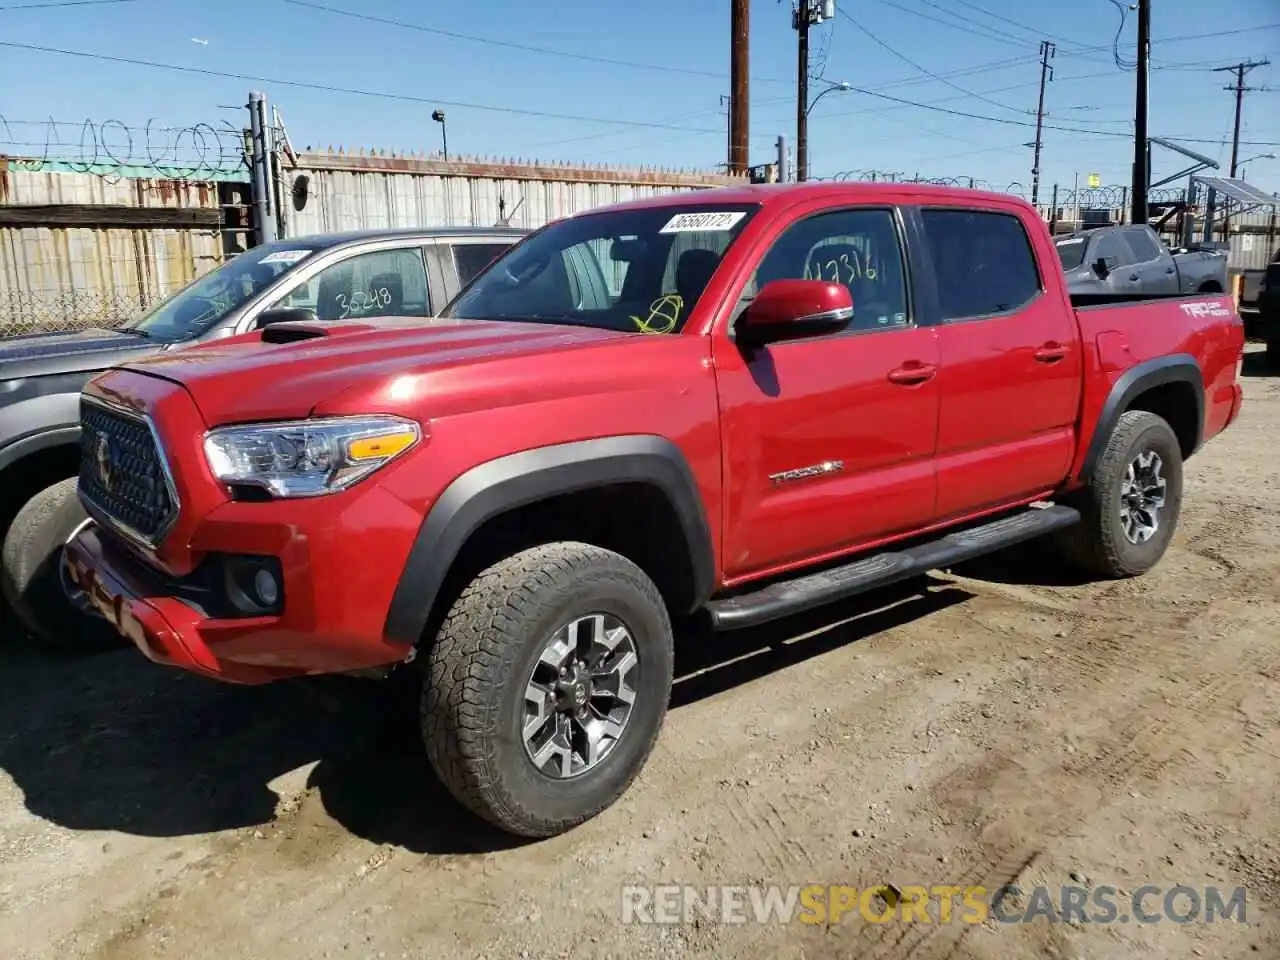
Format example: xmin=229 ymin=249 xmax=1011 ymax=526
xmin=1 ymin=0 xmax=1278 ymax=195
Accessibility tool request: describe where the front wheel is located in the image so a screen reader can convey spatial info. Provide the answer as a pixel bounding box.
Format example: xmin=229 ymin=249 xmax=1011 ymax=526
xmin=1267 ymin=334 xmax=1280 ymax=372
xmin=422 ymin=542 xmax=674 ymax=837
xmin=1057 ymin=410 xmax=1184 ymax=578
xmin=2 ymin=477 xmax=123 ymax=651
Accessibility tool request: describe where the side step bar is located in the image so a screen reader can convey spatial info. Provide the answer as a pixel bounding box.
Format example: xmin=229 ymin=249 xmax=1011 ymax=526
xmin=706 ymin=504 xmax=1081 ymax=631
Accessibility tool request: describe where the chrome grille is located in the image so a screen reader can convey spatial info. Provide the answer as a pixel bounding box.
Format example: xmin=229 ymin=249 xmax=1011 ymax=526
xmin=78 ymin=396 xmax=178 ymax=546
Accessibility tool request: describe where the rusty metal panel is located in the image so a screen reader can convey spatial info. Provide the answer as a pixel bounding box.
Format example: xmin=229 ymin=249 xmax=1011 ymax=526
xmin=0 ymin=166 xmax=226 ymax=334
xmin=281 ymin=151 xmax=746 ymax=238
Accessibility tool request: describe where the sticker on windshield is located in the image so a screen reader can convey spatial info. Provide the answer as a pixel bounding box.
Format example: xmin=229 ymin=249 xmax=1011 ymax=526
xmin=659 ymin=211 xmax=747 ymax=234
xmin=260 ymin=249 xmax=312 ymax=265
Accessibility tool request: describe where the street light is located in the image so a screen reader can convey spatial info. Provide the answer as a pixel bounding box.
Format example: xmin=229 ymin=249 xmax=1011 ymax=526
xmin=1238 ymin=152 xmax=1275 ymax=179
xmin=801 ymin=81 xmax=851 ymax=181
xmin=431 ymin=109 xmax=448 ymax=161
xmin=807 ymin=80 xmax=852 ymax=117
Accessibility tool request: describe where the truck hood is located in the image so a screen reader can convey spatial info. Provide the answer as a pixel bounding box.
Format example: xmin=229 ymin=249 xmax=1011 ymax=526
xmin=114 ymin=316 xmax=637 ymax=424
xmin=0 ymin=327 xmax=161 ymax=379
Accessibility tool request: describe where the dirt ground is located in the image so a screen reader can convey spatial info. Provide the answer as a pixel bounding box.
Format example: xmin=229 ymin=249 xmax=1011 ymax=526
xmin=2 ymin=349 xmax=1278 ymax=960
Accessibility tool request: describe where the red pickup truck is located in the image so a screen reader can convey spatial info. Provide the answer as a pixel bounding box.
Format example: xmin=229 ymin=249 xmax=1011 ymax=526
xmin=63 ymin=182 xmax=1245 ymax=838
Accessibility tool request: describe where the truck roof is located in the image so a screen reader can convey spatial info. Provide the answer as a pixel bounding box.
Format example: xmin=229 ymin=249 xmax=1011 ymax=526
xmin=580 ymin=180 xmax=1033 ymax=216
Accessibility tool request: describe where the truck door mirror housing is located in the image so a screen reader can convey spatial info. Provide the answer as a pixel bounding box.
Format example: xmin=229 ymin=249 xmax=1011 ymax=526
xmin=256 ymin=307 xmax=319 ymax=329
xmin=739 ymin=279 xmax=853 ymax=343
xmin=1092 ymin=257 xmax=1111 ymax=278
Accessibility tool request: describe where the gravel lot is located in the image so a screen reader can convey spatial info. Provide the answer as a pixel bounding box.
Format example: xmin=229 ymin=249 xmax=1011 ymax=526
xmin=2 ymin=348 xmax=1278 ymax=960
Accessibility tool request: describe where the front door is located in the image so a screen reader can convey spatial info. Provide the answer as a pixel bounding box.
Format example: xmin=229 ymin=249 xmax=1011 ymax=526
xmin=714 ymin=205 xmax=940 ymax=582
xmin=915 ymin=206 xmax=1083 ymax=518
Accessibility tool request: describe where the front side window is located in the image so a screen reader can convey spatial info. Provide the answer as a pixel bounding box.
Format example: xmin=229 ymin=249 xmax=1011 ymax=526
xmin=1124 ymin=227 xmax=1162 ymax=262
xmin=442 ymin=204 xmax=759 ymax=334
xmin=272 ymin=247 xmax=430 ymax=321
xmin=745 ymin=208 xmax=910 ymax=332
xmin=125 ymin=242 xmax=323 ymax=342
xmin=920 ymin=209 xmax=1042 ymax=321
xmin=1093 ymin=232 xmax=1132 ymax=267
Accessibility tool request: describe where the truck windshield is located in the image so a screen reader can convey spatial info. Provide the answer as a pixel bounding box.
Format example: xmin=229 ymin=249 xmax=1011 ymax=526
xmin=122 ymin=242 xmax=323 ymax=342
xmin=1055 ymin=237 xmax=1088 ymax=270
xmin=441 ymin=204 xmax=760 ymax=334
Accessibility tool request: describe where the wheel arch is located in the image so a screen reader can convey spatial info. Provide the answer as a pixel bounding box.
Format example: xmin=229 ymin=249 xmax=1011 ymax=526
xmin=0 ymin=428 xmax=82 ymax=535
xmin=1079 ymin=354 xmax=1204 ymax=482
xmin=383 ymin=435 xmax=717 ymax=647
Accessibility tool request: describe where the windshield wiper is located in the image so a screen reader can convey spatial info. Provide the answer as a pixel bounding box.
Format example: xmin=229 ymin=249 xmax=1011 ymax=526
xmin=116 ymin=328 xmax=153 ymax=338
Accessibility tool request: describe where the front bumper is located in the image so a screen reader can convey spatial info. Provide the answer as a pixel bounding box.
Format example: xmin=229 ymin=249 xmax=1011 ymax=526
xmin=64 ymin=485 xmax=424 ymax=685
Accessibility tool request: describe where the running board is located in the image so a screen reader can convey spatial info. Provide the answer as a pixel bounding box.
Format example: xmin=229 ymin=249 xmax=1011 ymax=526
xmin=706 ymin=504 xmax=1081 ymax=631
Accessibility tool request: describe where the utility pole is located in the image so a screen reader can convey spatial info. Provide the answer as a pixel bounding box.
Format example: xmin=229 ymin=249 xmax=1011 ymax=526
xmin=1214 ymin=59 xmax=1269 ymax=177
xmin=1031 ymin=40 xmax=1055 ymax=208
xmin=795 ymin=2 xmax=810 ymax=182
xmin=793 ymin=1 xmax=834 ymax=182
xmin=729 ymin=0 xmax=749 ymax=175
xmin=1129 ymin=0 xmax=1150 ymax=225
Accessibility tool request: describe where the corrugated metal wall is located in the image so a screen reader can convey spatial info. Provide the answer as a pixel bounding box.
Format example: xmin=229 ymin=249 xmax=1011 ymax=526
xmin=281 ymin=152 xmax=745 ymax=237
xmin=0 ymin=166 xmax=225 ymax=335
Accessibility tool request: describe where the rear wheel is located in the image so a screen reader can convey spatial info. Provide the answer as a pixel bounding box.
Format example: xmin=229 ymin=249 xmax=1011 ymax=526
xmin=1057 ymin=410 xmax=1184 ymax=578
xmin=1 ymin=478 xmax=121 ymax=651
xmin=422 ymin=542 xmax=673 ymax=837
xmin=1266 ymin=334 xmax=1280 ymax=372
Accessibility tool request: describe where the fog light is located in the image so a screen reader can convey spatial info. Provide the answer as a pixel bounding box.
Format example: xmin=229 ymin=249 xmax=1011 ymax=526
xmin=253 ymin=567 xmax=280 ymax=607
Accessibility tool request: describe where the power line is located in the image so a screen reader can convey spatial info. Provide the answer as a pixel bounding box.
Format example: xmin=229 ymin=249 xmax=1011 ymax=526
xmin=877 ymin=0 xmax=1031 ymax=48
xmin=946 ymin=0 xmax=1086 ymax=48
xmin=0 ymin=39 xmax=758 ymax=136
xmin=0 ymin=0 xmax=133 ymax=7
xmin=838 ymin=7 xmax=1028 ymax=116
xmin=278 ymin=0 xmax=792 ymax=86
xmin=3 ymin=37 xmax=1276 ymax=154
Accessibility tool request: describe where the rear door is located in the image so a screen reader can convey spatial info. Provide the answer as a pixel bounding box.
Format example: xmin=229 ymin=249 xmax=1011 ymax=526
xmin=913 ymin=205 xmax=1082 ymax=518
xmin=435 ymin=238 xmax=521 ymax=305
xmin=713 ymin=203 xmax=940 ymax=580
xmin=1123 ymin=226 xmax=1179 ymax=294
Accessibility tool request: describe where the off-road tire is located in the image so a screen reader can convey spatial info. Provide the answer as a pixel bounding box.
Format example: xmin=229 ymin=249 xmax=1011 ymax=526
xmin=1057 ymin=410 xmax=1184 ymax=578
xmin=2 ymin=478 xmax=121 ymax=652
xmin=422 ymin=542 xmax=674 ymax=838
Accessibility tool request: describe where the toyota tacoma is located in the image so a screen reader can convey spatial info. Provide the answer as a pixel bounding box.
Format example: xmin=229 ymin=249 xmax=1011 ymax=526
xmin=63 ymin=183 xmax=1245 ymax=837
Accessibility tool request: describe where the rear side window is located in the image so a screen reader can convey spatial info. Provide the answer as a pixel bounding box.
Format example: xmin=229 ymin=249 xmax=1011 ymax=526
xmin=1124 ymin=227 xmax=1163 ymax=262
xmin=453 ymin=242 xmax=516 ymax=285
xmin=1094 ymin=232 xmax=1132 ymax=266
xmin=920 ymin=209 xmax=1042 ymax=321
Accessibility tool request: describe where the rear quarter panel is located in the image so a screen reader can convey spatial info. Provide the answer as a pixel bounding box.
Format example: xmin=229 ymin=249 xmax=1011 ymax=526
xmin=1070 ymin=294 xmax=1244 ymax=480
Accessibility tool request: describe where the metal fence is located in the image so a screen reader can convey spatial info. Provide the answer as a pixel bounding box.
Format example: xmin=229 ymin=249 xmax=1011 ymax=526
xmin=0 ymin=164 xmax=229 ymax=336
xmin=279 ymin=149 xmax=744 ymax=237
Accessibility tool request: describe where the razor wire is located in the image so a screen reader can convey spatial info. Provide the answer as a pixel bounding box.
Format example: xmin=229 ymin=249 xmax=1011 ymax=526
xmin=0 ymin=115 xmax=249 ymax=179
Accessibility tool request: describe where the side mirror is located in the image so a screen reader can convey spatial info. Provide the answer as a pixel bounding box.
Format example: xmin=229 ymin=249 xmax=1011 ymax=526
xmin=739 ymin=279 xmax=853 ymax=343
xmin=1092 ymin=257 xmax=1111 ymax=278
xmin=255 ymin=307 xmax=318 ymax=329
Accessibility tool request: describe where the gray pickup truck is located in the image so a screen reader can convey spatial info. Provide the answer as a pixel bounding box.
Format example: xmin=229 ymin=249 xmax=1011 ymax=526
xmin=1055 ymin=224 xmax=1229 ymax=297
xmin=1 ymin=226 xmax=525 ymax=649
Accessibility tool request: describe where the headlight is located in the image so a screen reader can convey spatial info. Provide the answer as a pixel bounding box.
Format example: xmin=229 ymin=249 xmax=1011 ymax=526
xmin=204 ymin=415 xmax=421 ymax=498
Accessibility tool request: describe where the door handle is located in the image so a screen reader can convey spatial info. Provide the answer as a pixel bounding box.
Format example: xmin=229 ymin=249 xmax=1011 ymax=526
xmin=1165 ymin=266 xmax=1176 ymax=274
xmin=1128 ymin=273 xmax=1140 ymax=282
xmin=1034 ymin=342 xmax=1069 ymax=363
xmin=887 ymin=361 xmax=937 ymax=385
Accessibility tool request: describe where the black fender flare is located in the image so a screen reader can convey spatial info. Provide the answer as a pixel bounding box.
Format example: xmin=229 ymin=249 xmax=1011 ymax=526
xmin=1079 ymin=353 xmax=1204 ymax=482
xmin=0 ymin=425 xmax=81 ymax=476
xmin=383 ymin=435 xmax=717 ymax=646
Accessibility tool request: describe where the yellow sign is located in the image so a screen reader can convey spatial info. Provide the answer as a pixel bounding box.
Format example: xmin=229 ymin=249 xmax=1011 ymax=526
xmin=1087 ymin=173 xmax=1101 ymax=188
